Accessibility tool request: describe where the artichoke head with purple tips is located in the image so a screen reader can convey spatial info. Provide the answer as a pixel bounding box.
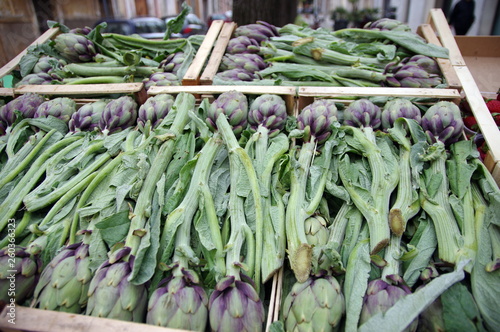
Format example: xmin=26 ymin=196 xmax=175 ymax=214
xmin=208 ymin=275 xmax=265 ymax=332
xmin=248 ymin=94 xmax=288 ymax=137
xmin=16 ymin=73 xmax=61 ymax=86
xmin=381 ymin=98 xmax=422 ymax=129
xmin=385 ymin=56 xmax=443 ymax=88
xmin=297 ymin=99 xmax=339 ymax=144
xmin=226 ymin=36 xmax=261 ymax=54
xmin=138 ymin=94 xmax=175 ymax=129
xmin=220 ymin=53 xmax=268 ymax=73
xmin=98 ymin=96 xmax=138 ymax=134
xmin=34 ymin=97 xmax=77 ymax=123
xmin=146 ymin=268 xmax=208 ymax=330
xmin=69 ymin=100 xmax=108 ymax=132
xmin=421 ymin=101 xmax=464 ymax=146
xmin=364 ymin=18 xmax=412 ymax=32
xmin=234 ymin=21 xmax=279 ymax=43
xmin=206 ymin=90 xmax=248 ymax=137
xmin=143 ymin=72 xmax=180 ymax=90
xmin=53 ymin=33 xmax=97 ymax=63
xmin=343 ymin=99 xmax=382 ymax=129
xmin=0 ymin=92 xmax=45 ymax=126
xmin=215 ymin=68 xmax=259 ymax=82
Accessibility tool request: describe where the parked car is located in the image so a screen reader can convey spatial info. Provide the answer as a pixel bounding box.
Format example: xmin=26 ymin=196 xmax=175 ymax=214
xmin=207 ymin=12 xmax=232 ymax=27
xmin=94 ymin=17 xmax=166 ymax=39
xmin=163 ymin=13 xmax=208 ymax=38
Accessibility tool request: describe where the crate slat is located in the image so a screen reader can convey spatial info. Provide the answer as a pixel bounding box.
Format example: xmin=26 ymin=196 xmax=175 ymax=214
xmin=200 ymin=22 xmax=237 ymax=85
xmin=181 ymin=20 xmax=225 ymax=86
xmin=0 ymin=88 xmax=14 ymax=97
xmin=298 ymin=86 xmax=461 ymax=99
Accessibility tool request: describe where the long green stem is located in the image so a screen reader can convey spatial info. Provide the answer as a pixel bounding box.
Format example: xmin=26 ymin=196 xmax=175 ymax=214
xmin=65 ymin=63 xmax=161 ymax=77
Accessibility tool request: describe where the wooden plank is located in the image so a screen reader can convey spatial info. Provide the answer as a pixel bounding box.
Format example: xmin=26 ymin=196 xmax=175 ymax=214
xmin=426 ymin=8 xmax=466 ymax=66
xmin=0 ymin=306 xmax=184 ymax=332
xmin=148 ymin=85 xmax=297 ymax=96
xmin=0 ymin=27 xmax=60 ymax=79
xmin=181 ymin=20 xmax=224 ymax=86
xmin=417 ymin=24 xmax=462 ymax=90
xmin=297 ymin=86 xmax=461 ymax=99
xmin=14 ymin=83 xmax=145 ymax=95
xmin=0 ymin=88 xmax=15 ymax=97
xmin=200 ymin=22 xmax=237 ymax=85
xmin=454 ymin=65 xmax=500 ymax=169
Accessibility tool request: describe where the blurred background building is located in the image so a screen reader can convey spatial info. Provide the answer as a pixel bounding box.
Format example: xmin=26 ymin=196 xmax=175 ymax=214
xmin=1 ymin=0 xmax=499 ymax=67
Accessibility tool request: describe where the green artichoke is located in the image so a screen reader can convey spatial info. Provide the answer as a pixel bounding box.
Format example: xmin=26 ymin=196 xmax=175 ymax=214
xmin=98 ymin=95 xmax=138 ymax=134
xmin=53 ymin=33 xmax=97 ymax=63
xmin=381 ymin=98 xmax=422 ymax=129
xmin=143 ymin=72 xmax=180 ymax=90
xmin=146 ymin=268 xmax=208 ymax=330
xmin=86 ymin=247 xmax=148 ymax=322
xmin=248 ymin=94 xmax=288 ymax=137
xmin=206 ymin=90 xmax=248 ymax=137
xmin=304 ymin=215 xmax=329 ymax=247
xmin=297 ymin=99 xmax=339 ymax=144
xmin=209 ymin=275 xmax=265 ymax=332
xmin=343 ymin=98 xmax=382 ymax=129
xmin=34 ymin=97 xmax=77 ymax=123
xmin=32 ymin=56 xmax=67 ymax=76
xmin=16 ymin=73 xmax=61 ymax=86
xmin=137 ymin=94 xmax=175 ymax=129
xmin=282 ymin=273 xmax=345 ymax=332
xmin=0 ymin=246 xmax=43 ymax=304
xmin=68 ymin=99 xmax=108 ymax=132
xmin=421 ymin=101 xmax=464 ymax=146
xmin=33 ymin=240 xmax=92 ymax=313
xmin=0 ymin=92 xmax=45 ymax=126
xmin=226 ymin=36 xmax=261 ymax=54
xmin=160 ymin=52 xmax=186 ymax=74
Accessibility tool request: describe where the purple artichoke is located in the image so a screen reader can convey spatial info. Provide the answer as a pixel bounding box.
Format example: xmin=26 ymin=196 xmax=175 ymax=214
xmin=234 ymin=21 xmax=279 ymax=43
xmin=0 ymin=246 xmax=43 ymax=304
xmin=147 ymin=269 xmax=208 ymax=330
xmin=381 ymin=98 xmax=422 ymax=129
xmin=215 ymin=68 xmax=259 ymax=82
xmin=137 ymin=94 xmax=175 ymax=129
xmin=282 ymin=273 xmax=345 ymax=332
xmin=248 ymin=94 xmax=288 ymax=137
xmin=404 ymin=55 xmax=442 ymax=75
xmin=364 ymin=18 xmax=412 ymax=32
xmin=32 ymin=56 xmax=67 ymax=75
xmin=16 ymin=73 xmax=61 ymax=86
xmin=206 ymin=90 xmax=248 ymax=137
xmin=69 ymin=27 xmax=92 ymax=35
xmin=98 ymin=96 xmax=138 ymax=134
xmin=33 ymin=240 xmax=92 ymax=313
xmin=86 ymin=247 xmax=148 ymax=322
xmin=208 ymin=275 xmax=264 ymax=332
xmin=34 ymin=97 xmax=77 ymax=123
xmin=0 ymin=92 xmax=45 ymax=126
xmin=68 ymin=99 xmax=108 ymax=132
xmin=343 ymin=99 xmax=382 ymax=129
xmin=143 ymin=72 xmax=180 ymax=90
xmin=220 ymin=53 xmax=268 ymax=73
xmin=298 ymin=99 xmax=339 ymax=144
xmin=421 ymin=101 xmax=464 ymax=146
xmin=160 ymin=52 xmax=186 ymax=74
xmin=385 ymin=56 xmax=443 ymax=88
xmin=53 ymin=33 xmax=97 ymax=63
xmin=226 ymin=36 xmax=261 ymax=54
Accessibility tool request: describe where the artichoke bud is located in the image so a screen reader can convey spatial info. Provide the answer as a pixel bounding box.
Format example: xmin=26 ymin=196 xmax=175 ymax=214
xmin=34 ymin=97 xmax=77 ymax=123
xmin=364 ymin=18 xmax=412 ymax=32
xmin=421 ymin=101 xmax=464 ymax=146
xmin=305 ymin=215 xmax=330 ymax=246
xmin=381 ymin=98 xmax=422 ymax=129
xmin=143 ymin=72 xmax=180 ymax=90
xmin=298 ymin=99 xmax=338 ymax=144
xmin=0 ymin=92 xmax=45 ymax=126
xmin=248 ymin=94 xmax=287 ymax=136
xmin=69 ymin=99 xmax=108 ymax=132
xmin=207 ymin=91 xmax=248 ymax=136
xmin=343 ymin=98 xmax=382 ymax=129
xmin=138 ymin=94 xmax=175 ymax=129
xmin=33 ymin=56 xmax=67 ymax=74
xmin=53 ymin=33 xmax=97 ymax=63
xmin=99 ymin=96 xmax=138 ymax=134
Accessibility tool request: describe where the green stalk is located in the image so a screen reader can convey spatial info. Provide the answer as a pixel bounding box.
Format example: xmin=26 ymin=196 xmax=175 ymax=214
xmin=65 ymin=63 xmax=161 ymax=77
xmin=0 ymin=136 xmax=84 ymax=232
xmin=108 ymin=34 xmax=187 ymax=53
xmin=0 ymin=130 xmax=56 ymax=189
xmin=63 ymin=76 xmax=131 ymax=85
xmin=23 ymin=141 xmax=112 ymax=211
xmin=124 ymin=92 xmax=194 ymax=257
xmin=216 ymin=114 xmax=263 ymax=290
xmin=327 ymin=202 xmax=353 ymax=251
xmin=0 ymin=211 xmax=31 ymax=248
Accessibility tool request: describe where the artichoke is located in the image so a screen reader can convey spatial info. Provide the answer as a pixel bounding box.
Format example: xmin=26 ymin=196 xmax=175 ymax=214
xmin=206 ymin=90 xmax=248 ymax=137
xmin=385 ymin=60 xmax=443 ymax=88
xmin=282 ymin=273 xmax=345 ymax=332
xmin=209 ymin=275 xmax=265 ymax=332
xmin=297 ymin=99 xmax=339 ymax=144
xmin=360 ymin=278 xmax=418 ymax=332
xmin=138 ymin=94 xmax=175 ymax=129
xmin=381 ymin=98 xmax=422 ymax=129
xmin=16 ymin=73 xmax=61 ymax=86
xmin=226 ymin=36 xmax=261 ymax=54
xmin=234 ymin=21 xmax=279 ymax=43
xmin=421 ymin=101 xmax=464 ymax=146
xmin=143 ymin=72 xmax=180 ymax=90
xmin=160 ymin=52 xmax=186 ymax=74
xmin=68 ymin=99 xmax=108 ymax=132
xmin=86 ymin=247 xmax=148 ymax=322
xmin=364 ymin=18 xmax=412 ymax=32
xmin=146 ymin=268 xmax=208 ymax=330
xmin=248 ymin=94 xmax=288 ymax=137
xmin=220 ymin=53 xmax=268 ymax=73
xmin=343 ymin=98 xmax=382 ymax=129
xmin=0 ymin=92 xmax=45 ymax=126
xmin=32 ymin=56 xmax=67 ymax=75
xmin=404 ymin=55 xmax=441 ymax=75
xmin=33 ymin=240 xmax=92 ymax=313
xmin=0 ymin=246 xmax=43 ymax=304
xmin=34 ymin=97 xmax=77 ymax=123
xmin=98 ymin=95 xmax=138 ymax=134
xmin=69 ymin=26 xmax=92 ymax=35
xmin=215 ymin=68 xmax=259 ymax=82
xmin=53 ymin=33 xmax=97 ymax=63
xmin=304 ymin=215 xmax=330 ymax=247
